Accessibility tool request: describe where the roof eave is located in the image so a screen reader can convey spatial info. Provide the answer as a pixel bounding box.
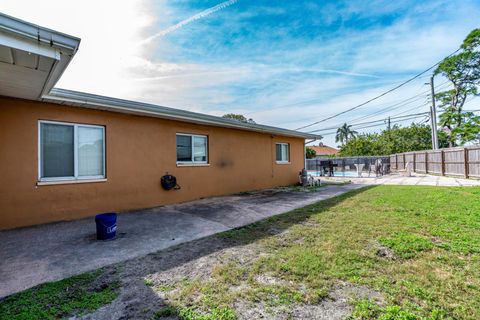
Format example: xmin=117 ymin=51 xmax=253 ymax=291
xmin=0 ymin=12 xmax=81 ymax=99
xmin=42 ymin=88 xmax=321 ymax=140
xmin=0 ymin=12 xmax=81 ymax=52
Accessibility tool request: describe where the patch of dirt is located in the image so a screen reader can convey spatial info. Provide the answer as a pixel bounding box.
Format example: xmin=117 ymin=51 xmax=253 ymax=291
xmin=234 ymin=282 xmax=385 ymax=320
xmin=254 ymin=274 xmax=291 ymax=286
xmin=370 ymin=240 xmax=397 ymax=260
xmin=293 ymin=236 xmax=305 ymax=245
xmin=376 ymin=246 xmax=396 ymax=260
xmin=79 ymin=235 xmax=261 ymax=320
xmin=87 ymin=268 xmax=120 ymax=293
xmin=78 ymin=234 xmax=384 ymax=320
xmin=229 ymin=283 xmax=251 ymax=293
xmin=331 ymin=281 xmax=385 ymax=306
xmin=431 ymin=236 xmax=444 ymax=245
xmin=433 ymin=267 xmax=452 ymax=280
xmin=149 ymin=242 xmax=261 ymax=295
xmin=266 ymin=226 xmax=290 ymax=236
xmin=234 ymin=300 xmax=290 ymax=320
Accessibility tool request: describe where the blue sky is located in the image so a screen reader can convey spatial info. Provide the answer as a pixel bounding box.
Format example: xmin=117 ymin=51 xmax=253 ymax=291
xmin=3 ymin=0 xmax=480 ymax=146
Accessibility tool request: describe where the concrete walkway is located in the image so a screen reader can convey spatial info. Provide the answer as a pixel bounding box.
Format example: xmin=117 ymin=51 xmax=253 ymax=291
xmin=0 ymin=183 xmax=363 ymax=298
xmin=324 ymin=172 xmax=480 ymax=187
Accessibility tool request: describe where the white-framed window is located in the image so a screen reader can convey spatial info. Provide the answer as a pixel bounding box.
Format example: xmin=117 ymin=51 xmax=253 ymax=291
xmin=38 ymin=120 xmax=105 ymax=181
xmin=275 ymin=143 xmax=290 ymax=163
xmin=176 ymin=133 xmax=208 ymax=164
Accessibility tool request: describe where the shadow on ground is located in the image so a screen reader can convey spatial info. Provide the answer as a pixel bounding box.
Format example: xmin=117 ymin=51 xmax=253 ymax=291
xmin=0 ymin=183 xmax=363 ymax=298
xmin=77 ymin=186 xmax=374 ymax=320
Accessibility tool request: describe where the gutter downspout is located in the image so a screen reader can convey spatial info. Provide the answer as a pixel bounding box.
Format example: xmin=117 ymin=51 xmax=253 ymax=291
xmin=304 ymin=139 xmax=317 ymax=169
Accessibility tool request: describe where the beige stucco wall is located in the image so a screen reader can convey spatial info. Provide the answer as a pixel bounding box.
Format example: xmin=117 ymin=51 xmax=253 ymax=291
xmin=0 ymin=96 xmax=305 ymax=230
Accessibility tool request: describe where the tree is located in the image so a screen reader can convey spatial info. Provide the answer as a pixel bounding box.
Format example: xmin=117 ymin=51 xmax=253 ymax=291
xmin=335 ymin=123 xmax=357 ymax=145
xmin=339 ymin=123 xmax=448 ymax=156
xmin=434 ymin=29 xmax=480 ymax=146
xmin=339 ymin=133 xmax=379 ymax=156
xmin=306 ymin=147 xmax=316 ymax=159
xmin=222 ymin=113 xmax=256 ymax=124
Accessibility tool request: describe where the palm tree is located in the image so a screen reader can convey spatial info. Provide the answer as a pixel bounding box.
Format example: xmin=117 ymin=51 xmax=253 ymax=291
xmin=335 ymin=123 xmax=357 ymax=145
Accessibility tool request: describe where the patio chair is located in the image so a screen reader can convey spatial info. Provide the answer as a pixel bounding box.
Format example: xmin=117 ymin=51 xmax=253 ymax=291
xmin=399 ymin=162 xmax=413 ymax=177
xmin=374 ymin=158 xmax=383 ymax=177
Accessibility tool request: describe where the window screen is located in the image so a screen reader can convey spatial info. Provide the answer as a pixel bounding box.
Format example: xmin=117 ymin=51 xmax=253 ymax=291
xmin=176 ymin=134 xmax=192 ymax=162
xmin=176 ymin=134 xmax=208 ymax=163
xmin=275 ymin=143 xmax=289 ymax=162
xmin=78 ymin=126 xmax=104 ymax=176
xmin=41 ymin=123 xmax=74 ymax=178
xmin=39 ymin=121 xmax=105 ymax=180
xmin=193 ymin=136 xmax=207 ymax=162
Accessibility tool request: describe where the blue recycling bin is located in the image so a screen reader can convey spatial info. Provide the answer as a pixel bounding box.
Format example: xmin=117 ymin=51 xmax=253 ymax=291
xmin=95 ymin=213 xmax=117 ymax=240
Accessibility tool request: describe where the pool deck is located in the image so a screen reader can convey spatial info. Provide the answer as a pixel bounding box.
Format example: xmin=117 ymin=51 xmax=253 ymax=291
xmin=321 ymin=172 xmax=480 ymax=187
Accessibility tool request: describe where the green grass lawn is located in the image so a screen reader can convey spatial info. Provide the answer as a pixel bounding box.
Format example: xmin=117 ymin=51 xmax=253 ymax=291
xmin=0 ymin=269 xmax=120 ymax=320
xmin=2 ymin=185 xmax=480 ymax=319
xmin=158 ymin=185 xmax=480 ymax=319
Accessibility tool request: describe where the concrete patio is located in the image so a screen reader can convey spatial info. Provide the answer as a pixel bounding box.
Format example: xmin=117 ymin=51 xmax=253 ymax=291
xmin=0 ymin=183 xmax=363 ymax=298
xmin=324 ymin=172 xmax=480 ymax=187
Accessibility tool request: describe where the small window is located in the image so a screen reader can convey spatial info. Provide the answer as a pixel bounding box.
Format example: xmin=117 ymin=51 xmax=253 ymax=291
xmin=39 ymin=121 xmax=105 ymax=181
xmin=176 ymin=134 xmax=208 ymax=164
xmin=276 ymin=143 xmax=290 ymax=163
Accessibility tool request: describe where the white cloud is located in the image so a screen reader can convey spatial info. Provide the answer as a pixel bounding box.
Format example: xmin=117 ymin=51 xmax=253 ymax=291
xmin=141 ymin=0 xmax=239 ymax=43
xmin=1 ymin=0 xmax=157 ymax=100
xmin=1 ymin=0 xmax=244 ymax=111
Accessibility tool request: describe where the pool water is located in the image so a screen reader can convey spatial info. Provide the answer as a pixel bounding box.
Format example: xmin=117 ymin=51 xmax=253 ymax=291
xmin=308 ymin=171 xmax=361 ymax=177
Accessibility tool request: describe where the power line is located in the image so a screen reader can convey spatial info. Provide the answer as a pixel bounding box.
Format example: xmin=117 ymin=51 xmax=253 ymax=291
xmin=319 ymin=105 xmax=480 ymax=137
xmin=276 ymin=80 xmax=428 ymax=127
xmin=389 ymin=102 xmax=429 ymax=118
xmin=247 ymin=77 xmax=412 ymax=117
xmin=321 ymin=112 xmax=431 ymax=133
xmin=297 ymin=78 xmax=449 ymax=131
xmin=317 ymin=104 xmax=480 ymax=139
xmin=360 ymin=80 xmax=450 ymax=121
xmin=306 ymin=85 xmax=441 ymax=131
xmin=319 ymin=115 xmax=429 ymax=136
xmin=276 ymin=78 xmax=450 ymax=128
xmin=339 ymin=97 xmax=428 ymax=126
xmin=318 ymin=114 xmax=430 ymax=136
xmin=309 ymin=112 xmax=430 ymax=133
xmin=295 ymin=49 xmax=461 ymax=131
xmin=302 ymin=80 xmax=449 ymax=131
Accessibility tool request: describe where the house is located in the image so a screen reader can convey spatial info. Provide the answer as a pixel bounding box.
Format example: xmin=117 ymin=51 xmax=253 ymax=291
xmin=307 ymin=143 xmax=339 ymax=157
xmin=0 ymin=13 xmax=320 ymax=230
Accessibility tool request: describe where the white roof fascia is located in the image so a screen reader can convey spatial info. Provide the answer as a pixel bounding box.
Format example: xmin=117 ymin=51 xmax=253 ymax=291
xmin=0 ymin=13 xmax=80 ymax=52
xmin=0 ymin=30 xmax=60 ymax=60
xmin=43 ymin=88 xmax=322 ymax=140
xmin=0 ymin=12 xmax=80 ymax=98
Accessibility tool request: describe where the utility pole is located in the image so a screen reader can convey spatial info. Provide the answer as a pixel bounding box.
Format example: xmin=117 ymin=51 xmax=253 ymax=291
xmin=430 ymin=76 xmax=439 ymax=150
xmin=387 ymin=116 xmax=391 ymax=131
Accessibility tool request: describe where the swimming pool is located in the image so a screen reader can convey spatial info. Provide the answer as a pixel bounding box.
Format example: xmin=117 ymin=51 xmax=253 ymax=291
xmin=308 ymin=171 xmax=361 ymax=177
